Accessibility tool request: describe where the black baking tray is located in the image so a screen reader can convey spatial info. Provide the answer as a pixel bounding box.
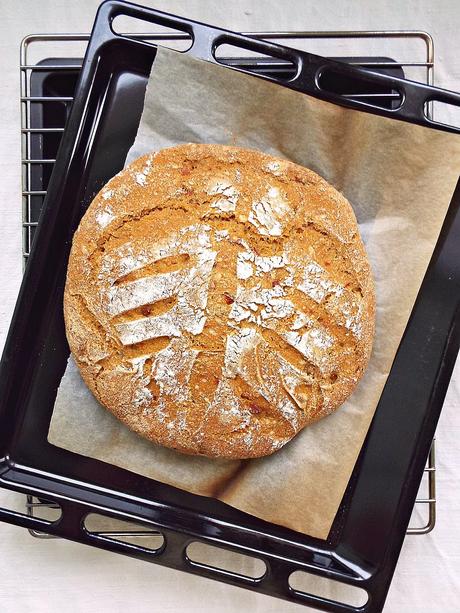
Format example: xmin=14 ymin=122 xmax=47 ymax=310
xmin=1 ymin=2 xmax=460 ymax=612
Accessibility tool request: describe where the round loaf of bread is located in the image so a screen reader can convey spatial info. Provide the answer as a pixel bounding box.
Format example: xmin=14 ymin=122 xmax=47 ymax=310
xmin=64 ymin=143 xmax=375 ymax=459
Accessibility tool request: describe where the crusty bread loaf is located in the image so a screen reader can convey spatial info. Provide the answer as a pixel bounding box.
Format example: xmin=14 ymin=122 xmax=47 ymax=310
xmin=64 ymin=144 xmax=375 ymax=459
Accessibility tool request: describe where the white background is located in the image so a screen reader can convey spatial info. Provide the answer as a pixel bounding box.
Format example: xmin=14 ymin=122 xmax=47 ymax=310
xmin=0 ymin=1 xmax=459 ymax=611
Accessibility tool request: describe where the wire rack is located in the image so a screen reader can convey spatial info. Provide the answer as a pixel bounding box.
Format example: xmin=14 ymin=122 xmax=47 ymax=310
xmin=20 ymin=30 xmax=436 ymax=540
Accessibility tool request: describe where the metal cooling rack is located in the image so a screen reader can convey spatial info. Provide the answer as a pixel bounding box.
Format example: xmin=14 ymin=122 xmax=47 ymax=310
xmin=20 ymin=30 xmax=436 ymax=539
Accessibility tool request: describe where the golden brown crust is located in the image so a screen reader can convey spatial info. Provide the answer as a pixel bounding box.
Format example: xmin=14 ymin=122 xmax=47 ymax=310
xmin=64 ymin=144 xmax=375 ymax=459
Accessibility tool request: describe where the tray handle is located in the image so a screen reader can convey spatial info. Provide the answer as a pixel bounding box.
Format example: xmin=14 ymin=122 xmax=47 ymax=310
xmin=94 ymin=0 xmax=460 ymax=134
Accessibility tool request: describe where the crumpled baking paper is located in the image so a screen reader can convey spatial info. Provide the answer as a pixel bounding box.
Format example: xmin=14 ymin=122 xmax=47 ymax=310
xmin=49 ymin=46 xmax=460 ymax=539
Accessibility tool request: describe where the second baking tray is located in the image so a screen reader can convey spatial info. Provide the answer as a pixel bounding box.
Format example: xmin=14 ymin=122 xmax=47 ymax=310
xmin=1 ymin=2 xmax=460 ymax=612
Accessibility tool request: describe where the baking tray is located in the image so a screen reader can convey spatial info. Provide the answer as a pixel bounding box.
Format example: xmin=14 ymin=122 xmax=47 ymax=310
xmin=1 ymin=2 xmax=460 ymax=612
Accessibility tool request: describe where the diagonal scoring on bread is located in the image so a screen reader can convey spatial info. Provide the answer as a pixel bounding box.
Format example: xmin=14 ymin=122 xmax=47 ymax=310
xmin=114 ymin=253 xmax=191 ymax=286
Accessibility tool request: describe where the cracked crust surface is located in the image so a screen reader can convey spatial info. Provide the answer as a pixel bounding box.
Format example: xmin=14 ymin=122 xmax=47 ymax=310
xmin=64 ymin=144 xmax=375 ymax=459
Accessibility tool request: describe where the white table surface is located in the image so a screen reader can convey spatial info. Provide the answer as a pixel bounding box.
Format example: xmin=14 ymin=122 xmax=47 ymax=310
xmin=1 ymin=1 xmax=459 ymax=611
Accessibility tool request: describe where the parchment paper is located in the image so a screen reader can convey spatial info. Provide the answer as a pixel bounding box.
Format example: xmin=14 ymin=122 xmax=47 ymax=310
xmin=48 ymin=47 xmax=460 ymax=539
